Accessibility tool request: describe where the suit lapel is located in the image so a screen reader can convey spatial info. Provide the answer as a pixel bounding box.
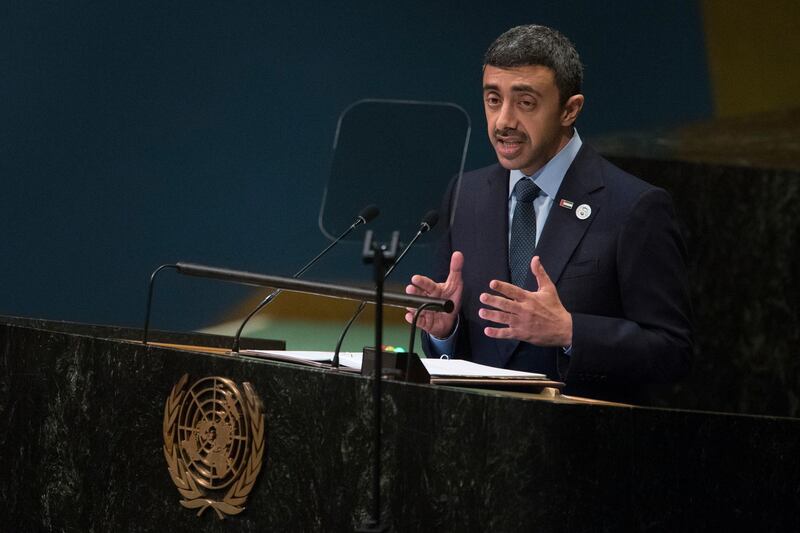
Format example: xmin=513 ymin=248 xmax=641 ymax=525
xmin=469 ymin=165 xmax=518 ymax=367
xmin=534 ymin=146 xmax=605 ymax=285
xmin=473 ymin=164 xmax=510 ymax=285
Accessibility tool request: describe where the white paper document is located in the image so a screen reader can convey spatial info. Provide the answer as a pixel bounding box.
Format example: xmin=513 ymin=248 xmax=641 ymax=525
xmin=245 ymin=350 xmax=545 ymax=379
xmin=421 ymin=358 xmax=546 ymax=379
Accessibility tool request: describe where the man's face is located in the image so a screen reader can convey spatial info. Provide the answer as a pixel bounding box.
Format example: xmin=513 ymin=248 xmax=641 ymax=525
xmin=483 ymin=64 xmax=578 ymax=176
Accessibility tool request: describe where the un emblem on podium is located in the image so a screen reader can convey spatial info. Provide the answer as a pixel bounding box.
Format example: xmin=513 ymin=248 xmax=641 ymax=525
xmin=163 ymin=374 xmax=265 ymax=519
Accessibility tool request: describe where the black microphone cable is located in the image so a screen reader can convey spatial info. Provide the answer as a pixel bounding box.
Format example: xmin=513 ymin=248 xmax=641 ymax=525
xmin=231 ymin=204 xmax=379 ymax=352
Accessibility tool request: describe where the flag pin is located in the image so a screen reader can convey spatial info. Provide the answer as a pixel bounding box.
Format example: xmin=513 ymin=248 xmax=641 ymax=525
xmin=559 ymin=199 xmax=574 ymax=210
xmin=576 ymin=204 xmax=592 ymax=220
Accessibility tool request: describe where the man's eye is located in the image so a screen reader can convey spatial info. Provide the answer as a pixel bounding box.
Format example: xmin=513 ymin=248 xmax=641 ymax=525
xmin=519 ymin=99 xmax=536 ymax=109
xmin=485 ymin=96 xmax=500 ymax=106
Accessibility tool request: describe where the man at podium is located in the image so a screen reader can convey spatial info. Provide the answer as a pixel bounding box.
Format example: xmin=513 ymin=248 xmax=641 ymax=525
xmin=406 ymin=24 xmax=693 ymax=403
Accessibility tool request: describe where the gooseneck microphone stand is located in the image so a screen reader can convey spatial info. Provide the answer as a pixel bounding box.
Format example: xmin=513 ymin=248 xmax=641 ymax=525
xmin=231 ymin=204 xmax=379 ymax=352
xmin=332 ymin=210 xmax=438 ymax=368
xmin=142 ymin=264 xmax=178 ymax=345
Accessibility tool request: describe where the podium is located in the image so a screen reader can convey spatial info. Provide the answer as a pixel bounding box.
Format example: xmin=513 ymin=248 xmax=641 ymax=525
xmin=1 ymin=316 xmax=798 ymax=531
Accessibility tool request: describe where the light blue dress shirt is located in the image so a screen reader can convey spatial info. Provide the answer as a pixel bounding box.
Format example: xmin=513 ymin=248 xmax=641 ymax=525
xmin=429 ymin=130 xmax=583 ymax=357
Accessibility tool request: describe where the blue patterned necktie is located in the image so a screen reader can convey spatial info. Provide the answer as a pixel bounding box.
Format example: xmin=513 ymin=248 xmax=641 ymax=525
xmin=510 ymin=178 xmax=541 ymax=287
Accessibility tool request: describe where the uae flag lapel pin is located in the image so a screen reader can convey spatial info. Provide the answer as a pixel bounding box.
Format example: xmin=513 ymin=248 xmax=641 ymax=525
xmin=559 ymin=199 xmax=574 ymax=209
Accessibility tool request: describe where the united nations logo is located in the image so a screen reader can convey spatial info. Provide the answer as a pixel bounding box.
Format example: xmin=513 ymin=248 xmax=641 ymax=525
xmin=163 ymin=374 xmax=265 ymax=519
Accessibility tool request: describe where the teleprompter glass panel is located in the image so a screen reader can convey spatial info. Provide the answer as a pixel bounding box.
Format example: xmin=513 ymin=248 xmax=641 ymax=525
xmin=319 ymin=99 xmax=470 ymax=245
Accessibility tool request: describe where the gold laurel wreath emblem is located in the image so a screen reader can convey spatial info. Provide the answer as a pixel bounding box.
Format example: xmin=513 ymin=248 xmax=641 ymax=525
xmin=163 ymin=374 xmax=265 ymax=519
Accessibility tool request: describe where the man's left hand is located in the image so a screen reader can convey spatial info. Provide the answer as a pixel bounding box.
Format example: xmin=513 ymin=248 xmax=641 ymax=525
xmin=478 ymin=256 xmax=573 ymax=347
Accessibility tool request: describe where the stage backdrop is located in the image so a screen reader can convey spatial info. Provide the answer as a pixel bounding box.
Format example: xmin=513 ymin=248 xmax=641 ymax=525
xmin=0 ymin=1 xmax=713 ymax=332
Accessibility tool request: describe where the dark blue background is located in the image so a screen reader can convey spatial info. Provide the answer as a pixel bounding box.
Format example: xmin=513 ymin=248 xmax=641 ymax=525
xmin=0 ymin=1 xmax=712 ymax=330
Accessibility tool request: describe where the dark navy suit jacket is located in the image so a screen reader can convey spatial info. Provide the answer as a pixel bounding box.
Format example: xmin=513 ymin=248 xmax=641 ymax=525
xmin=423 ymin=145 xmax=693 ymax=402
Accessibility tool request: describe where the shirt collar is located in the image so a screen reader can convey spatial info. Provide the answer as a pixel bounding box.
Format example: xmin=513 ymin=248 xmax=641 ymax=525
xmin=508 ymin=130 xmax=583 ymax=199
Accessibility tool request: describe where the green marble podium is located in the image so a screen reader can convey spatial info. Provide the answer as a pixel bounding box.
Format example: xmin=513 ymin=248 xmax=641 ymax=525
xmin=1 ymin=316 xmax=798 ymax=532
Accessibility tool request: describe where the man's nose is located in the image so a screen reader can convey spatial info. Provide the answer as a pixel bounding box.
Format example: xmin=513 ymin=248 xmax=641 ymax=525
xmin=495 ymin=101 xmax=517 ymax=131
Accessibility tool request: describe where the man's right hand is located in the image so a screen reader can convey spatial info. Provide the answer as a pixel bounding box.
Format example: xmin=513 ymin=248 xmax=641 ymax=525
xmin=404 ymin=251 xmax=464 ymax=339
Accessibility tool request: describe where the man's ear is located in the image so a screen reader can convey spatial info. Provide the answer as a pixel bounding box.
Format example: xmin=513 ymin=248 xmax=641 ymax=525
xmin=561 ymin=94 xmax=584 ymax=126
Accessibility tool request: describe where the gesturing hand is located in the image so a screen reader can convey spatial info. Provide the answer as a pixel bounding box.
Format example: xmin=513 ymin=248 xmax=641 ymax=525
xmin=478 ymin=256 xmax=573 ymax=347
xmin=404 ymin=251 xmax=464 ymax=339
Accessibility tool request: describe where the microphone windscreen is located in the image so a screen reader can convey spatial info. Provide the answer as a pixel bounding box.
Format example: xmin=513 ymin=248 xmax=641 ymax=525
xmin=421 ymin=209 xmax=440 ymax=231
xmin=359 ymin=204 xmax=380 ymax=224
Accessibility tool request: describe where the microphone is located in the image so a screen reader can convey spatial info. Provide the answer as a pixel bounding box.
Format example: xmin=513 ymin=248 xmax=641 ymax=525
xmin=384 ymin=210 xmax=438 ymax=278
xmin=231 ymin=204 xmax=379 ymax=352
xmin=332 ymin=209 xmax=439 ymax=367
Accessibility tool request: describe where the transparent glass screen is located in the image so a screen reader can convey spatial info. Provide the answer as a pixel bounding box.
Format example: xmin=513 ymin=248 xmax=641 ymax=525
xmin=319 ymin=99 xmax=470 ymax=244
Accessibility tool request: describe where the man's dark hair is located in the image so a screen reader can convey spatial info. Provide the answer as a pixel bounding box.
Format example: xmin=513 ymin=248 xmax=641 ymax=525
xmin=484 ymin=25 xmax=583 ymax=105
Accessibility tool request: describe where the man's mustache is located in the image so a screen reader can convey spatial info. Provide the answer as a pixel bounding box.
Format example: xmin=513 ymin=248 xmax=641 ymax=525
xmin=494 ymin=128 xmax=528 ymax=140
